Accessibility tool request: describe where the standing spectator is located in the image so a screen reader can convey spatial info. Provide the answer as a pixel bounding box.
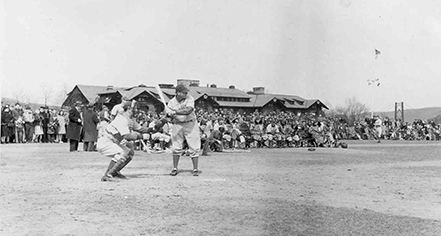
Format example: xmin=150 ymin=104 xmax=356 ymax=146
xmin=82 ymin=103 xmax=99 ymax=151
xmin=1 ymin=105 xmax=8 ymax=144
xmin=41 ymin=107 xmax=50 ymax=143
xmin=56 ymin=110 xmax=67 ymax=143
xmin=15 ymin=115 xmax=25 ymax=143
xmin=23 ymin=105 xmax=35 ymax=143
xmin=11 ymin=103 xmax=24 ymax=143
xmin=33 ymin=109 xmax=44 ymax=143
xmin=67 ymin=101 xmax=83 ymax=152
xmin=1 ymin=105 xmax=15 ymax=144
xmin=47 ymin=110 xmax=58 ymax=143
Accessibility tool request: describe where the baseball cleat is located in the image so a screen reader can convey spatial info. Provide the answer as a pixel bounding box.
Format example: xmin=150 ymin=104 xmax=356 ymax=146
xmin=101 ymin=175 xmax=115 ymax=182
xmin=170 ymin=169 xmax=178 ymax=176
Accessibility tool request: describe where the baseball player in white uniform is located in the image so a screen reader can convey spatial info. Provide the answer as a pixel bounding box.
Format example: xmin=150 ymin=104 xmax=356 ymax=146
xmin=164 ymin=84 xmax=201 ymax=176
xmin=97 ymin=101 xmax=149 ymax=181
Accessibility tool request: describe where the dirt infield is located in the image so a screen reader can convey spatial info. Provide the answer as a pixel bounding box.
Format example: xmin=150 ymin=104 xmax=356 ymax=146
xmin=1 ymin=140 xmax=441 ymax=235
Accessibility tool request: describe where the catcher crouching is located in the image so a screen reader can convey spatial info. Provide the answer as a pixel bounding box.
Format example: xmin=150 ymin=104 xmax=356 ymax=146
xmin=97 ymin=101 xmax=149 ymax=182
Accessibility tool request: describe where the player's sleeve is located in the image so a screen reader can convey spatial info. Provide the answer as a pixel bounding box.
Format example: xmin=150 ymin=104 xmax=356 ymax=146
xmin=167 ymin=99 xmax=175 ymax=110
xmin=112 ymin=116 xmax=130 ymax=136
xmin=110 ymin=105 xmax=121 ymax=116
xmin=184 ymin=96 xmax=195 ymax=109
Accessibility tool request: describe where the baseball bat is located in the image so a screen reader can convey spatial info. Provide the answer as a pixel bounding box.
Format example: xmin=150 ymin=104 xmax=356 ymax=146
xmin=140 ymin=139 xmax=151 ymax=153
xmin=155 ymin=84 xmax=168 ymax=107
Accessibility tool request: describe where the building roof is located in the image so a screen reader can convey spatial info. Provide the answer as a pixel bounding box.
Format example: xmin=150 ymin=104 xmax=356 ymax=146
xmin=65 ymin=84 xmax=328 ymax=111
xmin=247 ymin=93 xmax=328 ymax=110
xmin=248 ymin=94 xmax=304 ymax=108
xmin=269 ymin=93 xmax=306 ymax=102
xmin=189 ymin=86 xmax=250 ymax=98
xmin=75 ymin=85 xmax=110 ymax=103
xmin=154 ymin=86 xmax=251 ymax=101
xmin=122 ymin=87 xmax=155 ymax=100
xmin=97 ymin=86 xmax=172 ymax=103
xmin=305 ymin=99 xmax=329 ymax=109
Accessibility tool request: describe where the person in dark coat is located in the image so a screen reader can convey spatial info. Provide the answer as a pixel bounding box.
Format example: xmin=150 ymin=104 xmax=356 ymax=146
xmin=41 ymin=107 xmax=50 ymax=143
xmin=1 ymin=106 xmax=15 ymax=144
xmin=66 ymin=101 xmax=83 ymax=151
xmin=82 ymin=103 xmax=99 ymax=151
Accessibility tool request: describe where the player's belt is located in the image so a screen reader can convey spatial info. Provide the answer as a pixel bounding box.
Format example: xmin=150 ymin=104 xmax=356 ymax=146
xmin=173 ymin=119 xmax=193 ymax=124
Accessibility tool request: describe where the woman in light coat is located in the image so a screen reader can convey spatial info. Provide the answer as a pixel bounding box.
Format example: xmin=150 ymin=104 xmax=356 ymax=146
xmin=56 ymin=110 xmax=67 ymax=143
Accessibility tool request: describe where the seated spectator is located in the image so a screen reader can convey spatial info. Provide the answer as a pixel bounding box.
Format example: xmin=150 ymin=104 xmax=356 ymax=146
xmin=201 ymin=126 xmax=225 ymax=155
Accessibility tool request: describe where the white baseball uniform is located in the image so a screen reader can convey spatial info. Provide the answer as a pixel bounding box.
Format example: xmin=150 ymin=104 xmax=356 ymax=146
xmin=97 ymin=114 xmax=132 ymax=161
xmin=167 ymin=95 xmax=200 ymax=157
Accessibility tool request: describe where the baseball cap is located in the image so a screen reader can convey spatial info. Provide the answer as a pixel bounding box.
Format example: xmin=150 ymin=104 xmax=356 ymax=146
xmin=175 ymin=84 xmax=189 ymax=93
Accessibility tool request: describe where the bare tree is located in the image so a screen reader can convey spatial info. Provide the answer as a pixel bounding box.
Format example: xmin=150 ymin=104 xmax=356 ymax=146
xmin=52 ymin=82 xmax=70 ymax=106
xmin=332 ymin=97 xmax=370 ymax=125
xmin=41 ymin=83 xmax=53 ymax=106
xmin=11 ymin=82 xmax=30 ymax=104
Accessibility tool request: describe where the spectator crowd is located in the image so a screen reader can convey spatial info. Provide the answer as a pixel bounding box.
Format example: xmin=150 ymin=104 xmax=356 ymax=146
xmin=2 ymin=102 xmax=440 ymax=153
xmin=1 ymin=103 xmax=68 ymax=144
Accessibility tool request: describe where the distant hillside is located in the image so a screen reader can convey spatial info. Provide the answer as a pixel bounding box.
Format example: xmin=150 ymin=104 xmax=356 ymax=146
xmin=1 ymin=97 xmax=61 ymax=111
xmin=377 ymin=107 xmax=441 ymax=122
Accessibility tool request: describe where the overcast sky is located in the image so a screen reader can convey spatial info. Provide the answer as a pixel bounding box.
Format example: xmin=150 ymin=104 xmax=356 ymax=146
xmin=2 ymin=0 xmax=441 ymax=111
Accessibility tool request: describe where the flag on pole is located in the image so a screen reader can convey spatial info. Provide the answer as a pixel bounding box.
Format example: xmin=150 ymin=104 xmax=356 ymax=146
xmin=375 ymin=49 xmax=381 ymax=59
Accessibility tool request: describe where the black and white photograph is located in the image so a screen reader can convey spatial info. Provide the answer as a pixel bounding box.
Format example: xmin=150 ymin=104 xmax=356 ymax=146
xmin=1 ymin=0 xmax=441 ymax=235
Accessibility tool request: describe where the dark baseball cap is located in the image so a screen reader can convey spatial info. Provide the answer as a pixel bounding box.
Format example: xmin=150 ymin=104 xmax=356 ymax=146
xmin=175 ymin=84 xmax=189 ymax=93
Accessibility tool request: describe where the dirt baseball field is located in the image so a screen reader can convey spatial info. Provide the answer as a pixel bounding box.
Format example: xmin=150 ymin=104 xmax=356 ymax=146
xmin=1 ymin=140 xmax=441 ymax=235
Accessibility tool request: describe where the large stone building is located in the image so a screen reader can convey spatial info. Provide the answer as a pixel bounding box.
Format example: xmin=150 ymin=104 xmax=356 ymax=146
xmin=62 ymin=79 xmax=328 ymax=115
